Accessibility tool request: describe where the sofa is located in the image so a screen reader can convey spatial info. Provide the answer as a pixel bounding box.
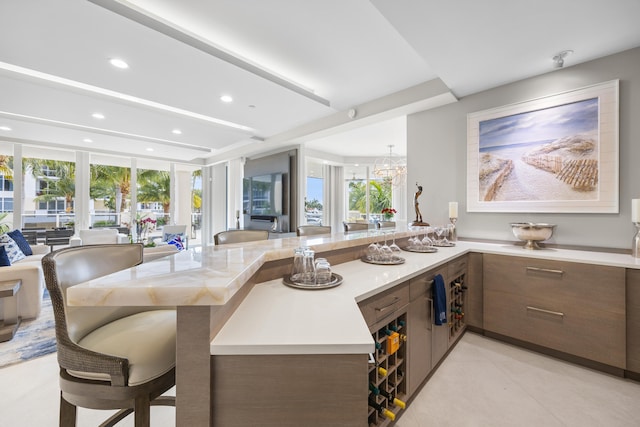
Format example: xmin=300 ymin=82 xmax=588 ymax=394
xmin=69 ymin=228 xmax=129 ymax=247
xmin=0 ymin=237 xmax=50 ymax=322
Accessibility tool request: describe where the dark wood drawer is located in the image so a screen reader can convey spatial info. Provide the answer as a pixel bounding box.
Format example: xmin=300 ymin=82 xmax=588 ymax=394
xmin=484 ymin=289 xmax=625 ymax=367
xmin=447 ymin=255 xmax=467 ymax=280
xmin=409 ymin=266 xmax=446 ymax=301
xmin=483 ymin=254 xmax=625 ymax=314
xmin=359 ymin=283 xmax=409 ymax=326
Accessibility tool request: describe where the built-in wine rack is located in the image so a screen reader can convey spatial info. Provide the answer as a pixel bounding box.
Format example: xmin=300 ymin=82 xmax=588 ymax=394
xmin=449 ymin=273 xmax=466 ymax=341
xmin=367 ymin=313 xmax=407 ymax=426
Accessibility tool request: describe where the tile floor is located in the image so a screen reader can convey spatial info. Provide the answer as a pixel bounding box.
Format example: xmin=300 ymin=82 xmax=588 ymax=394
xmin=1 ymin=332 xmax=639 ymax=426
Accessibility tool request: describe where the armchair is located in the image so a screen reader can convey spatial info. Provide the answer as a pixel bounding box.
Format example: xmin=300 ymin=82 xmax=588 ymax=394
xmin=153 ymin=225 xmax=188 ymax=249
xmin=69 ymin=228 xmax=129 ymax=247
xmin=41 ymin=244 xmax=176 ymax=426
xmin=343 ymin=222 xmax=370 ymax=232
xmin=296 ymin=225 xmax=332 ymax=236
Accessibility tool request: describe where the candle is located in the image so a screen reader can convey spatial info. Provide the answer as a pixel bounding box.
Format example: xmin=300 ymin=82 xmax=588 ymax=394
xmin=449 ymin=202 xmax=458 ymax=219
xmin=632 ymin=199 xmax=640 ymax=223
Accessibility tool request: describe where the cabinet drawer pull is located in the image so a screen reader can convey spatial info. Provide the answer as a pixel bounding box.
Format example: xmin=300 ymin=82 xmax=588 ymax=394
xmin=526 ymin=306 xmax=564 ymax=317
xmin=526 ymin=266 xmax=564 ymax=275
xmin=375 ymin=297 xmax=400 ymax=313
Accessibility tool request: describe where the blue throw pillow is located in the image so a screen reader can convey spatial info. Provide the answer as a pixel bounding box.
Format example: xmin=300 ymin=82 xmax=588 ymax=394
xmin=0 ymin=233 xmax=25 ymax=263
xmin=167 ymin=235 xmax=185 ymax=250
xmin=0 ymin=245 xmax=11 ymax=267
xmin=7 ymin=229 xmax=33 ymax=256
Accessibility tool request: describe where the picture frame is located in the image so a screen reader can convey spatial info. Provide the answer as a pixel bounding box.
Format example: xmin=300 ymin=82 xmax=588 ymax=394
xmin=466 ymin=80 xmax=619 ymax=213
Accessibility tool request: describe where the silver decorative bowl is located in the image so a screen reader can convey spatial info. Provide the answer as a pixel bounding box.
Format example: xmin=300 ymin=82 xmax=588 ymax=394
xmin=510 ymin=223 xmax=556 ymax=250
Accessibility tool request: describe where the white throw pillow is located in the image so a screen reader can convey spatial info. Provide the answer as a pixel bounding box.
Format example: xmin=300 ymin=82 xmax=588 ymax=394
xmin=0 ymin=233 xmax=26 ymax=264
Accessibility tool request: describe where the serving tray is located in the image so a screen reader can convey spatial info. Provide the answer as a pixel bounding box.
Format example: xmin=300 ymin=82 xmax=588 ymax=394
xmin=361 ymin=255 xmax=406 ymax=265
xmin=433 ymin=241 xmax=456 ymax=247
xmin=282 ymin=273 xmax=343 ymax=290
xmin=402 ymin=246 xmax=438 ymax=253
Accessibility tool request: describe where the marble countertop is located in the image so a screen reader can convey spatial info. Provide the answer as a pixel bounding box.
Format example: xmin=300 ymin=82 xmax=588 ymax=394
xmin=67 ymin=232 xmax=640 ymax=308
xmin=208 ymin=241 xmax=640 ymax=356
xmin=65 ymin=232 xmax=640 ymax=356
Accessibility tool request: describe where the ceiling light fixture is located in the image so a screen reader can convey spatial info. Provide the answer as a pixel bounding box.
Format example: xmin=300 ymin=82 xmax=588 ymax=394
xmin=146 ymin=147 xmax=154 ymax=152
xmin=109 ymin=58 xmax=129 ymax=69
xmin=553 ymin=50 xmax=574 ymax=68
xmin=220 ymin=95 xmax=233 ymax=103
xmin=172 ymin=129 xmax=182 ymax=135
xmin=373 ymin=144 xmax=406 ymax=187
xmin=0 ymin=62 xmax=254 ymax=133
xmin=83 ymin=138 xmax=93 ymax=143
xmin=92 ymin=112 xmax=105 ymax=119
xmin=0 ymin=126 xmax=11 ymax=131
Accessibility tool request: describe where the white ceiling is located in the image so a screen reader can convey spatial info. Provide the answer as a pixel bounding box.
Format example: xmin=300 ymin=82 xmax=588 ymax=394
xmin=1 ymin=0 xmax=639 ymax=165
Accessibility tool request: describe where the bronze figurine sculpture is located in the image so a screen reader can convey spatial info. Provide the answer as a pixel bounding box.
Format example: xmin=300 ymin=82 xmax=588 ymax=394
xmin=412 ymin=182 xmax=429 ymax=226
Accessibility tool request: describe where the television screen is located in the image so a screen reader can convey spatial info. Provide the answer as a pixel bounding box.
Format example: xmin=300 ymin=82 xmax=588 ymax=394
xmin=249 ymin=173 xmax=283 ymax=215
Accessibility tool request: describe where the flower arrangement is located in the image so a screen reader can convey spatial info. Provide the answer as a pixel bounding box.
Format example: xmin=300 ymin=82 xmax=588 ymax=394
xmin=381 ymin=207 xmax=397 ymax=220
xmin=136 ymin=216 xmax=157 ymax=244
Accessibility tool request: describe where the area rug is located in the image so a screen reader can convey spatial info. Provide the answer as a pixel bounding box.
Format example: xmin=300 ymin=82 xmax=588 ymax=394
xmin=0 ymin=290 xmax=56 ymax=369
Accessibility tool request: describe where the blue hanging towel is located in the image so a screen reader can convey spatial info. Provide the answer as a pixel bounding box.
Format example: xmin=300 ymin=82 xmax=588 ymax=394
xmin=433 ymin=274 xmax=447 ymax=326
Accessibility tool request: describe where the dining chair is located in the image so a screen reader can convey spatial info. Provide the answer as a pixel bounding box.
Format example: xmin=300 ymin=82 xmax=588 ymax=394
xmin=41 ymin=244 xmax=176 ymax=427
xmin=296 ymin=225 xmax=332 ymax=236
xmin=376 ymin=221 xmax=396 ymax=229
xmin=214 ymin=230 xmax=269 ymax=245
xmin=343 ymin=222 xmax=370 ymax=232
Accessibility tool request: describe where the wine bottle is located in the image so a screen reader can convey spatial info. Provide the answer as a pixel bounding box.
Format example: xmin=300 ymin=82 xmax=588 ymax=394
xmin=369 ymin=382 xmax=380 ymax=395
xmin=378 ymin=366 xmax=388 ymax=377
xmin=368 ymin=398 xmax=395 ymax=421
xmin=379 ymin=388 xmax=406 ymax=409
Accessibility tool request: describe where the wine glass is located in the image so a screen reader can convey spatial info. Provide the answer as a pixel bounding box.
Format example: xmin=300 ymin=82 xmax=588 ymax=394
xmin=379 ymin=233 xmax=392 ymax=262
xmin=435 ymin=226 xmax=445 ymax=246
xmin=421 ymin=227 xmax=433 ymax=248
xmin=389 ymin=231 xmax=401 ymax=254
xmin=367 ymin=241 xmax=379 ymax=261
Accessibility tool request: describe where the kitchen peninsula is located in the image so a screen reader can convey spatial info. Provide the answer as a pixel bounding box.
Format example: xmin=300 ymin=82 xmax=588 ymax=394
xmin=67 ymin=232 xmax=640 ymax=426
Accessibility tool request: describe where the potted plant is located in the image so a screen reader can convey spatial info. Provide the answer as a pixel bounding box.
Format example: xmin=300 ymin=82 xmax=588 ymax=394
xmin=381 ymin=207 xmax=397 ymax=221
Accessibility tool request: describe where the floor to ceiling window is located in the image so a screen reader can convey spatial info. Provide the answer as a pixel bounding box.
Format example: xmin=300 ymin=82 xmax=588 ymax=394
xmin=89 ymin=154 xmax=132 ymax=229
xmin=345 ymin=165 xmax=397 ymax=224
xmin=23 ymin=146 xmax=76 ymax=229
xmin=305 ymin=159 xmax=324 ymax=225
xmin=0 ymin=144 xmax=13 ymax=232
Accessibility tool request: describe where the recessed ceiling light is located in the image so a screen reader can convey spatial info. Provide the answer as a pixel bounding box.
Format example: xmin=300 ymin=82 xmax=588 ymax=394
xmin=109 ymin=58 xmax=129 ymax=69
xmin=92 ymin=112 xmax=105 ymax=119
xmin=146 ymin=147 xmax=154 ymax=152
xmin=354 ymin=164 xmax=359 ymax=167
xmin=83 ymin=138 xmax=93 ymax=143
xmin=220 ymin=95 xmax=233 ymax=103
xmin=172 ymin=129 xmax=182 ymax=135
xmin=0 ymin=126 xmax=11 ymax=131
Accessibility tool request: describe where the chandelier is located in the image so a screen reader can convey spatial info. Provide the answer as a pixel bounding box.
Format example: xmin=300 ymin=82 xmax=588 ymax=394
xmin=373 ymin=144 xmax=406 ymax=186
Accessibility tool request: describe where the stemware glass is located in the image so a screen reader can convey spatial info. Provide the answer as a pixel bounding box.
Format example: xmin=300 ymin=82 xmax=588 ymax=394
xmin=435 ymin=226 xmax=445 ymax=246
xmin=421 ymin=227 xmax=433 ymax=247
xmin=367 ymin=241 xmax=380 ymax=261
xmin=389 ymin=231 xmax=401 ymax=254
xmin=379 ymin=233 xmax=392 ymax=262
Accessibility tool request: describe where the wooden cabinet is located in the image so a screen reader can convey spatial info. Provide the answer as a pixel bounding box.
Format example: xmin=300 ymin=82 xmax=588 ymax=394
xmin=359 ymin=284 xmax=409 ymax=328
xmin=359 ymin=283 xmax=409 ymax=426
xmin=626 ymin=269 xmax=640 ymax=374
xmin=465 ymin=253 xmax=483 ymax=329
xmin=406 ymin=266 xmax=445 ymax=397
xmin=483 ymin=254 xmax=626 ymax=368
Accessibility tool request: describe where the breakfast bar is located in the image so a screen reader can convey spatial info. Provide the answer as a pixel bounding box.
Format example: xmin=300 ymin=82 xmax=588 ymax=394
xmin=66 ymin=232 xmax=640 ymax=426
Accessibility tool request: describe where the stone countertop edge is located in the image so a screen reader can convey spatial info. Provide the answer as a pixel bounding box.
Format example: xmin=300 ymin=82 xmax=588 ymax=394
xmin=209 ymin=240 xmax=640 ymax=356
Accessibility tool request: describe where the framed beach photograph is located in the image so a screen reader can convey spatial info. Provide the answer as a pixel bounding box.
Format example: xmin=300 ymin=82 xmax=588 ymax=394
xmin=466 ymin=80 xmax=619 ymax=213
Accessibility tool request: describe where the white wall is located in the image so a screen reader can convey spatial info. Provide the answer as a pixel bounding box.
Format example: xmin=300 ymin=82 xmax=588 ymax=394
xmin=408 ymin=47 xmax=640 ymax=250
